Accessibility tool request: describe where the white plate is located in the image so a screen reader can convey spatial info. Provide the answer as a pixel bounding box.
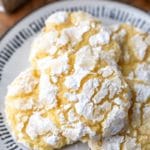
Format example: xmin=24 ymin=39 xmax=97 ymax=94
xmin=0 ymin=0 xmax=150 ymax=149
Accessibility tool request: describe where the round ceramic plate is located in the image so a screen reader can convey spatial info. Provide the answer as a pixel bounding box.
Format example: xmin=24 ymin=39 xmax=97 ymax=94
xmin=0 ymin=0 xmax=150 ymax=149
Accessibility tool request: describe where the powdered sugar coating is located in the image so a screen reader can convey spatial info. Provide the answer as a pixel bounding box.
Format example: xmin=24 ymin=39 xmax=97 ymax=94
xmin=30 ymin=30 xmax=58 ymax=61
xmin=102 ymin=106 xmax=127 ymax=137
xmin=134 ymin=83 xmax=150 ymax=103
xmin=39 ymin=73 xmax=58 ymax=109
xmin=11 ymin=98 xmax=34 ymax=110
xmin=62 ymin=122 xmax=96 ymax=141
xmin=64 ymin=46 xmax=101 ymax=90
xmin=58 ymin=21 xmax=90 ymax=46
xmin=45 ymin=11 xmax=69 ymax=25
xmin=44 ymin=135 xmax=61 ymax=147
xmin=37 ymin=53 xmax=69 ymax=75
xmin=7 ymin=68 xmax=38 ymax=96
xmin=135 ymin=63 xmax=150 ymax=82
xmin=98 ymin=66 xmax=114 ymax=78
xmin=26 ymin=112 xmax=59 ymax=139
xmin=130 ymin=35 xmax=148 ymax=61
xmin=89 ymin=26 xmax=111 ymax=46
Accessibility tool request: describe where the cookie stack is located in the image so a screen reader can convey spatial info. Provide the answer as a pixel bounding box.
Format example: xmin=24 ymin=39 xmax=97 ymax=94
xmin=5 ymin=11 xmax=150 ymax=150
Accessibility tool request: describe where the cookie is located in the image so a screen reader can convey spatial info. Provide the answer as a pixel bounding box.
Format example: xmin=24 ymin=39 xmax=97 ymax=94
xmin=5 ymin=48 xmax=131 ymax=150
xmin=5 ymin=12 xmax=131 ymax=150
xmin=89 ymin=24 xmax=150 ymax=150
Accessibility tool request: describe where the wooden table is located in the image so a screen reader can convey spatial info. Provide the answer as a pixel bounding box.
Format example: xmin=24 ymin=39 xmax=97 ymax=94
xmin=0 ymin=0 xmax=150 ymax=38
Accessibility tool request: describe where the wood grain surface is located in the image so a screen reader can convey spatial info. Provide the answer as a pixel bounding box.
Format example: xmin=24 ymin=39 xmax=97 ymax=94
xmin=0 ymin=0 xmax=150 ymax=38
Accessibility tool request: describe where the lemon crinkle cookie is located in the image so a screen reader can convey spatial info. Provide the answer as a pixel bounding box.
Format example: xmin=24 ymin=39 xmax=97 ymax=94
xmin=5 ymin=11 xmax=131 ymax=150
xmin=89 ymin=24 xmax=150 ymax=150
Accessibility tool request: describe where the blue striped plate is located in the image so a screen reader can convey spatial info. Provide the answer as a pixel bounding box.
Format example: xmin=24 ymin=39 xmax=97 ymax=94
xmin=0 ymin=0 xmax=150 ymax=149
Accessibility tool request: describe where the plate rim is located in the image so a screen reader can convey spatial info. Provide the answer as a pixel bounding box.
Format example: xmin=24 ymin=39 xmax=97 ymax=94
xmin=0 ymin=0 xmax=150 ymax=42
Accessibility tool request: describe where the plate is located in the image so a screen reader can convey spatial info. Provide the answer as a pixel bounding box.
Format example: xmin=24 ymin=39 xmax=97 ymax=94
xmin=0 ymin=0 xmax=150 ymax=149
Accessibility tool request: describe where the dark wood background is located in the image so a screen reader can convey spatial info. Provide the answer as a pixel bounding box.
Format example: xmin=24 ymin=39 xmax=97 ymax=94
xmin=0 ymin=0 xmax=150 ymax=38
